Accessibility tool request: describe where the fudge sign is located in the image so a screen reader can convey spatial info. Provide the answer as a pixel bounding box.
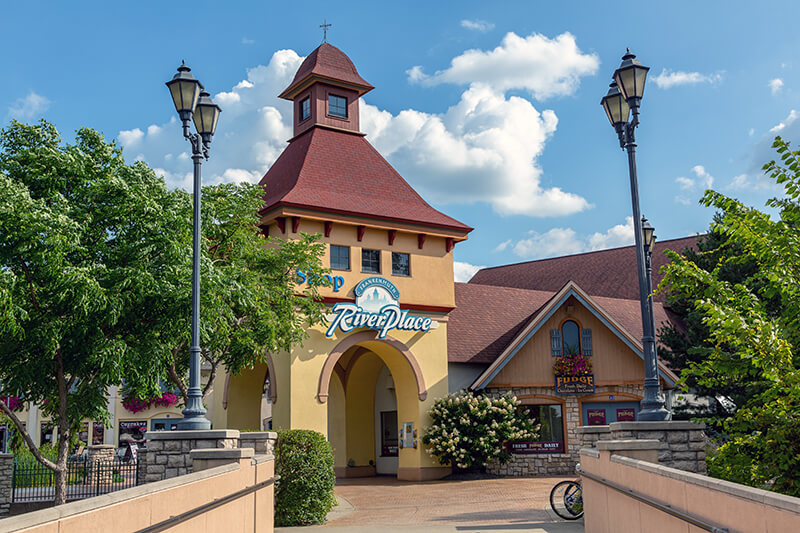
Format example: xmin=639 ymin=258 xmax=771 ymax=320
xmin=325 ymin=277 xmax=432 ymax=339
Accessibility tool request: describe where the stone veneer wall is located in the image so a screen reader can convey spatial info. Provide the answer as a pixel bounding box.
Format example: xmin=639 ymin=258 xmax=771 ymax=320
xmin=143 ymin=430 xmax=240 ymax=483
xmin=87 ymin=445 xmax=115 ymax=485
xmin=0 ymin=453 xmax=11 ymax=517
xmin=484 ymin=384 xmax=643 ymax=476
xmin=608 ymin=421 xmax=708 ymax=474
xmin=239 ymin=432 xmax=277 ymax=456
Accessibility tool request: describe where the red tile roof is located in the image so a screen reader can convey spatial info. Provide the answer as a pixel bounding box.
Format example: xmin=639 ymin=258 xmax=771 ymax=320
xmin=448 ymin=282 xmax=673 ymax=365
xmin=258 ymin=127 xmax=472 ymax=232
xmin=280 ymin=43 xmax=374 ymax=99
xmin=468 ymin=236 xmax=700 ymax=301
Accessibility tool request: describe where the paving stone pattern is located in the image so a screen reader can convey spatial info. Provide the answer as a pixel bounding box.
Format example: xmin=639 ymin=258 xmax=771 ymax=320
xmin=0 ymin=453 xmax=11 ymax=517
xmin=484 ymin=384 xmax=643 ymax=476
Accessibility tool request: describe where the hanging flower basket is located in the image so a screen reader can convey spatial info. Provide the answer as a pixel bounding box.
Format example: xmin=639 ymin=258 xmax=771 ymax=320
xmin=122 ymin=393 xmax=181 ymax=414
xmin=553 ymin=353 xmax=593 ymax=376
xmin=0 ymin=395 xmax=23 ymax=411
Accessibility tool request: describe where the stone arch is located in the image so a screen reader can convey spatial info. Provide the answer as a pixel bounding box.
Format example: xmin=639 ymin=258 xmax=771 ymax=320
xmin=318 ymin=331 xmax=427 ymax=403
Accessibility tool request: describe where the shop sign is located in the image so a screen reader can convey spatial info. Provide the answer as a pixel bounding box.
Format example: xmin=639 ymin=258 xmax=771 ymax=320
xmin=587 ymin=409 xmax=606 ymax=425
xmin=555 ymin=374 xmax=595 ymax=395
xmin=325 ymin=277 xmax=432 ymax=339
xmin=296 ymin=268 xmax=345 ymax=292
xmin=616 ymin=408 xmax=636 ymax=421
xmin=509 ymin=441 xmax=564 ymax=454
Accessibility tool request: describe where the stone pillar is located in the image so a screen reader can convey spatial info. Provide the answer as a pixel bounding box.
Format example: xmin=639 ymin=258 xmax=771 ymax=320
xmin=608 ymin=421 xmax=708 ymax=473
xmin=0 ymin=453 xmax=12 ymax=517
xmin=576 ymin=425 xmax=612 ymax=448
xmin=87 ymin=445 xmax=115 ymax=485
xmin=238 ymin=431 xmax=277 ymax=455
xmin=143 ymin=429 xmax=240 ymax=483
xmin=189 ymin=447 xmax=255 ymax=472
xmin=596 ymin=439 xmax=660 ymax=464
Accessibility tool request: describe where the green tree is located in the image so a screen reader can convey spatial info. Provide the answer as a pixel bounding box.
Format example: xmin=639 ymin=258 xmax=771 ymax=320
xmin=158 ymin=182 xmax=328 ymax=405
xmin=0 ymin=120 xmax=188 ymax=505
xmin=659 ymin=137 xmax=800 ymax=496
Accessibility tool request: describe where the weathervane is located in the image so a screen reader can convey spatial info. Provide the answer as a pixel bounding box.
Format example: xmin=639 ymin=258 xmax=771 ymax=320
xmin=320 ymin=19 xmax=331 ymax=43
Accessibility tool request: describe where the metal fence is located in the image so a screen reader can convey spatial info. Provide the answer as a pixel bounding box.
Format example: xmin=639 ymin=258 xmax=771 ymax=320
xmin=12 ymin=456 xmax=139 ymax=503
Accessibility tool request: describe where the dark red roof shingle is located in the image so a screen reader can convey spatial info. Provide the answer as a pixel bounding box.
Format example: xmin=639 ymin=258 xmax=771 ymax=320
xmin=259 ymin=127 xmax=472 ymax=232
xmin=468 ymin=236 xmax=700 ymax=301
xmin=280 ymin=43 xmax=373 ymax=99
xmin=448 ymin=282 xmax=673 ymax=365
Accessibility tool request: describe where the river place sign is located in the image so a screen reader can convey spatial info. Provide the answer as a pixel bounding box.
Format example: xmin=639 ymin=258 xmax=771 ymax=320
xmin=325 ymin=277 xmax=433 ymax=339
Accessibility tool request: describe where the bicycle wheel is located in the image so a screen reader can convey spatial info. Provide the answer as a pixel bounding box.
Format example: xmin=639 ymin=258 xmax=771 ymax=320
xmin=549 ymin=480 xmax=583 ymax=520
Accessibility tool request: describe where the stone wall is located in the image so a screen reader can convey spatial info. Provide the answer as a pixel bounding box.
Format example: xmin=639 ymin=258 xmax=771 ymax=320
xmin=87 ymin=445 xmax=115 ymax=486
xmin=143 ymin=430 xmax=240 ymax=483
xmin=485 ymin=384 xmax=643 ymax=476
xmin=0 ymin=453 xmax=11 ymax=517
xmin=239 ymin=432 xmax=277 ymax=456
xmin=609 ymin=421 xmax=708 ymax=474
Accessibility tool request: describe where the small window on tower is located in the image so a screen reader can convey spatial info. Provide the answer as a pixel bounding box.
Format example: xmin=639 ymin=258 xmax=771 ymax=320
xmin=300 ymin=97 xmax=311 ymax=121
xmin=392 ymin=252 xmax=410 ymax=276
xmin=328 ymin=94 xmax=347 ymax=118
xmin=361 ymin=249 xmax=381 ymax=273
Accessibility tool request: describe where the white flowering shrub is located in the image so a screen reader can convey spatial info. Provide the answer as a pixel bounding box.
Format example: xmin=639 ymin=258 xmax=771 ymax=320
xmin=422 ymin=390 xmax=538 ymax=471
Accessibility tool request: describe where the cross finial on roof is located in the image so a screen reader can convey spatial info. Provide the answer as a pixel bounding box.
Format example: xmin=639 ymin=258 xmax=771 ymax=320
xmin=320 ymin=19 xmax=331 ymax=43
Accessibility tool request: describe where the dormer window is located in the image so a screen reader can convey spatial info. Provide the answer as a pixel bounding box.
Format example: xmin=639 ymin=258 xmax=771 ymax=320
xmin=300 ymin=97 xmax=311 ymax=121
xmin=328 ymin=94 xmax=347 ymax=118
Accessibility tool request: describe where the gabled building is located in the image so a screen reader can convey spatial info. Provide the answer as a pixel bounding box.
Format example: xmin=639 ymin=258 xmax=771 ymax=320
xmin=213 ymin=42 xmax=693 ymax=479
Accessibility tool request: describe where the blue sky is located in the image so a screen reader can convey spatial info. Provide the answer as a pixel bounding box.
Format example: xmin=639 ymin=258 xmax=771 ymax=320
xmin=4 ymin=1 xmax=800 ymax=281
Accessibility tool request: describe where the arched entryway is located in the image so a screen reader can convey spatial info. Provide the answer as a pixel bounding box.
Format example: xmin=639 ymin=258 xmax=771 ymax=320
xmin=320 ymin=331 xmax=427 ymax=478
xmin=221 ymin=351 xmax=277 ymax=431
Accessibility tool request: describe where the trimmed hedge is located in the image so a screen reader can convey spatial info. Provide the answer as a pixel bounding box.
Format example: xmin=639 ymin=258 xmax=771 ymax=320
xmin=274 ymin=429 xmax=336 ymax=526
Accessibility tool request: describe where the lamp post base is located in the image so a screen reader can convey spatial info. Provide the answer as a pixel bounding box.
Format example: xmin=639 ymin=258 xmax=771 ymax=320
xmin=638 ymin=403 xmax=672 ymax=421
xmin=178 ymin=392 xmax=212 ymax=430
xmin=177 ymin=415 xmax=212 ymax=431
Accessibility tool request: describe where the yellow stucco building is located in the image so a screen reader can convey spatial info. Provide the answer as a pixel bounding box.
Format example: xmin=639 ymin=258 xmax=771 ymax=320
xmin=207 ymin=42 xmax=684 ymax=480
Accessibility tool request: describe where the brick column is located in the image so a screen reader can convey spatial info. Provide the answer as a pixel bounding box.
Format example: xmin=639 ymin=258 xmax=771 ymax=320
xmin=143 ymin=430 xmax=240 ymax=482
xmin=87 ymin=445 xmax=115 ymax=485
xmin=0 ymin=453 xmax=12 ymax=517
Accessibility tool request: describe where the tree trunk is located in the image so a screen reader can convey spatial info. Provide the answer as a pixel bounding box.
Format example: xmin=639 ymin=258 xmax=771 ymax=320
xmin=53 ymin=444 xmax=68 ymax=506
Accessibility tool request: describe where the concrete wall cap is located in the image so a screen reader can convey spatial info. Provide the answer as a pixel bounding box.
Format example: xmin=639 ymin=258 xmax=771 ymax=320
xmin=87 ymin=444 xmax=115 ymax=450
xmin=576 ymin=425 xmax=611 ymax=434
xmin=251 ymin=453 xmax=276 ymax=465
xmin=190 ymin=448 xmax=254 ymax=460
xmin=0 ymin=463 xmax=239 ymax=532
xmin=239 ymin=431 xmax=277 ymax=440
xmin=0 ymin=453 xmax=12 ymax=458
xmin=610 ymin=454 xmax=800 ymax=514
xmin=598 ymin=439 xmax=661 ymax=451
xmin=609 ymin=421 xmax=705 ymax=431
xmin=579 ymin=448 xmax=601 ymax=458
xmin=146 ymin=429 xmax=241 ymax=440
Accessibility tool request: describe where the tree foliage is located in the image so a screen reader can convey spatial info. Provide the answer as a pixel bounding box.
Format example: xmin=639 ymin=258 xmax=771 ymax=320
xmin=659 ymin=137 xmax=800 ymax=496
xmin=423 ymin=390 xmax=537 ymax=471
xmin=0 ymin=120 xmax=327 ymax=504
xmin=0 ymin=120 xmax=188 ymax=504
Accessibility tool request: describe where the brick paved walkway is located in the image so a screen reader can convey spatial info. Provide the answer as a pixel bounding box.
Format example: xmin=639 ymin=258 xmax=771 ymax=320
xmin=278 ymin=476 xmax=585 ymax=532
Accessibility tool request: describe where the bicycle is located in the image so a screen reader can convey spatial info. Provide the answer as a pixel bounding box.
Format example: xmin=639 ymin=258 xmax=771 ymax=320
xmin=549 ymin=478 xmax=583 ymax=520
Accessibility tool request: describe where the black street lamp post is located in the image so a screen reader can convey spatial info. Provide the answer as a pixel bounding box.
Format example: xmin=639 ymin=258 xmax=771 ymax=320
xmin=601 ymin=50 xmax=670 ymax=421
xmin=166 ymin=62 xmax=222 ymax=431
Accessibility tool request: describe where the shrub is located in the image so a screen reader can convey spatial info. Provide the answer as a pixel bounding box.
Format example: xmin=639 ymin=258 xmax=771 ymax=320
xmin=274 ymin=429 xmax=336 ymax=526
xmin=422 ymin=390 xmax=538 ymax=471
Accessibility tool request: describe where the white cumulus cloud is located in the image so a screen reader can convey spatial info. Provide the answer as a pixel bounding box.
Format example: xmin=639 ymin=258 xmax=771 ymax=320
xmin=460 ymin=19 xmax=494 ymax=32
xmin=508 ymin=218 xmax=635 ymax=260
xmin=361 ymin=84 xmax=589 ymax=217
xmin=674 ymin=165 xmax=714 ymax=204
xmin=8 ymin=91 xmax=51 ymax=120
xmin=769 ymin=78 xmax=784 ymax=95
xmin=493 ymin=239 xmax=512 ymax=253
xmin=407 ymin=32 xmax=599 ymax=100
xmin=769 ymin=109 xmax=798 ymax=133
xmin=651 ymin=69 xmax=723 ymax=89
xmin=454 ymin=261 xmax=485 ymax=282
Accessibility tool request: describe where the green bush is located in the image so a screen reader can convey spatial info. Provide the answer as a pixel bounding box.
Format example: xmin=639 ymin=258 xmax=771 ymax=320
xmin=274 ymin=429 xmax=336 ymax=526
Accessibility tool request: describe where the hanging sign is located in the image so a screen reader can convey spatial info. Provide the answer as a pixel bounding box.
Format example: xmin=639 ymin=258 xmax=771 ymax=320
xmin=555 ymin=374 xmax=595 ymax=395
xmin=325 ymin=277 xmax=432 ymax=339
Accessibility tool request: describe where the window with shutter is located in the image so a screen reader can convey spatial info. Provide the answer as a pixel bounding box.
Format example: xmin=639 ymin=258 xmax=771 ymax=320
xmin=550 ymin=329 xmax=562 ymax=357
xmin=582 ymin=329 xmax=593 ymax=356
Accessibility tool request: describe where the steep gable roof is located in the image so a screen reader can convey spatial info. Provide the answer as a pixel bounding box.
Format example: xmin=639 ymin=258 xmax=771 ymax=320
xmin=469 ymin=235 xmax=700 ymax=301
xmin=258 ymin=127 xmax=472 ymax=233
xmin=468 ymin=281 xmax=678 ymax=389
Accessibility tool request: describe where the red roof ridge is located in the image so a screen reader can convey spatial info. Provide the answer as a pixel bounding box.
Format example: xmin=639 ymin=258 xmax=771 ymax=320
xmin=474 ymin=234 xmax=704 ymax=273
